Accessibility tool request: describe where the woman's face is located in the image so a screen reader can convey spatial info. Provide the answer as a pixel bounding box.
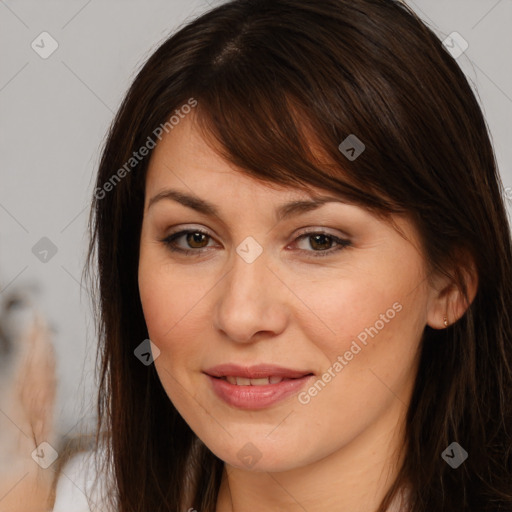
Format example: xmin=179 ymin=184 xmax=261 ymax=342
xmin=138 ymin=114 xmax=439 ymax=472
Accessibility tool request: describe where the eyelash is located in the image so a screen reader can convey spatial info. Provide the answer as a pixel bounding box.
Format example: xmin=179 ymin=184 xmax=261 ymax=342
xmin=161 ymin=229 xmax=351 ymax=258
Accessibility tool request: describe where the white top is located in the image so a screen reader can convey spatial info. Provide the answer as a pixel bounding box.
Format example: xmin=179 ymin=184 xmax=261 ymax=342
xmin=53 ymin=450 xmax=109 ymax=512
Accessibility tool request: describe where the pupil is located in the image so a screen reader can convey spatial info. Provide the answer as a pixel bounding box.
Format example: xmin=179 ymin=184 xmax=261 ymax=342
xmin=187 ymin=232 xmax=207 ymax=248
xmin=310 ymin=234 xmax=332 ymax=250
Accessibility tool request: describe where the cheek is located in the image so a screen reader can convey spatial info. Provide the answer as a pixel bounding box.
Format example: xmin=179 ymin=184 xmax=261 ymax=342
xmin=138 ymin=254 xmax=210 ymax=344
xmin=289 ymin=261 xmax=427 ymax=386
xmin=291 ymin=275 xmax=403 ymax=348
xmin=137 ymin=254 xmax=219 ymax=400
xmin=287 ymin=281 xmax=424 ymax=460
xmin=138 ymin=260 xmax=206 ymax=408
xmin=138 ymin=273 xmax=172 ymax=343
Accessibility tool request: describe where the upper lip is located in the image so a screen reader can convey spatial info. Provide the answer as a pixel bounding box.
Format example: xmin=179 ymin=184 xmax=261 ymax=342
xmin=204 ymin=364 xmax=313 ymax=379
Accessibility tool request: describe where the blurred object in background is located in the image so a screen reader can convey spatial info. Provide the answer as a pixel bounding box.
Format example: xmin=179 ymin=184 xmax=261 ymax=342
xmin=0 ymin=283 xmax=57 ymax=512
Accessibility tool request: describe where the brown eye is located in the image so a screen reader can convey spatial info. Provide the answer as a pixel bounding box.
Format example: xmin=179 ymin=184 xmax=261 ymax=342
xmin=293 ymin=231 xmax=351 ymax=257
xmin=186 ymin=232 xmax=210 ymax=248
xmin=308 ymin=234 xmax=334 ymax=251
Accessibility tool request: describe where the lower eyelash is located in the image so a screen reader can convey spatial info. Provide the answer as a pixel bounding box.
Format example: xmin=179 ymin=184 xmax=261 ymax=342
xmin=161 ymin=230 xmax=351 ymax=256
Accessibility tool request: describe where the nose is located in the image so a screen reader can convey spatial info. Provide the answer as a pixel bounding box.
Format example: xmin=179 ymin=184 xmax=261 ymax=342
xmin=212 ymin=250 xmax=290 ymax=344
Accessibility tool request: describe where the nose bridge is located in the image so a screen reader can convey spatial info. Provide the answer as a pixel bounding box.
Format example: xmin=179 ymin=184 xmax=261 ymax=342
xmin=230 ymin=259 xmax=262 ymax=311
xmin=212 ymin=248 xmax=288 ymax=343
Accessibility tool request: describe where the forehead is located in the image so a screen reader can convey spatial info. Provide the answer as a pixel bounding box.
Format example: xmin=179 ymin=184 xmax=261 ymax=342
xmin=145 ymin=114 xmax=324 ymax=204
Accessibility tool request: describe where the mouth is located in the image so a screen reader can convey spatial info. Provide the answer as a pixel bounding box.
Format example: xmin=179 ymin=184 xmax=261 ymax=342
xmin=204 ymin=364 xmax=315 ymax=409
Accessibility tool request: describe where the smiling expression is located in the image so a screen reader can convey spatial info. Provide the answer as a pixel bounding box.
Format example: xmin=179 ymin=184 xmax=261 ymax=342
xmin=138 ymin=114 xmax=439 ymax=472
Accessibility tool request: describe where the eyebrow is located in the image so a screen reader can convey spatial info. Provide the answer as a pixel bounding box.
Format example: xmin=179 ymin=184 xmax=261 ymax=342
xmin=147 ymin=189 xmax=348 ymax=221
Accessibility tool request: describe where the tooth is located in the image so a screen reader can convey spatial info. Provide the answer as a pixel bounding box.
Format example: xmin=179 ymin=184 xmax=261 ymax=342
xmin=224 ymin=376 xmax=286 ymax=385
xmin=250 ymin=378 xmax=270 ymax=386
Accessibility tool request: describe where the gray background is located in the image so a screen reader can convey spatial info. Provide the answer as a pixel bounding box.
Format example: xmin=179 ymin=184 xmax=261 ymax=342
xmin=1 ymin=0 xmax=511 ymax=438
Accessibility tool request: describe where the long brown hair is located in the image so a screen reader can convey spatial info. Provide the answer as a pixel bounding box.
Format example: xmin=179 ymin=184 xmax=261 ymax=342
xmin=86 ymin=0 xmax=512 ymax=510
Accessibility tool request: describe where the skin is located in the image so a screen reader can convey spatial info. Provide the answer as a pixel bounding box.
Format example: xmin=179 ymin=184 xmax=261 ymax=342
xmin=0 ymin=309 xmax=56 ymax=512
xmin=138 ymin=113 xmax=474 ymax=512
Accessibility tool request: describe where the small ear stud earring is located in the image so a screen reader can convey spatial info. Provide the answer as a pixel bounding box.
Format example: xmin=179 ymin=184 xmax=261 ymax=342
xmin=443 ymin=315 xmax=449 ymax=327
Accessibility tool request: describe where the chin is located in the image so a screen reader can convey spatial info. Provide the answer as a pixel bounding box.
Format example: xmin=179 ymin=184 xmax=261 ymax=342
xmin=200 ymin=434 xmax=315 ymax=472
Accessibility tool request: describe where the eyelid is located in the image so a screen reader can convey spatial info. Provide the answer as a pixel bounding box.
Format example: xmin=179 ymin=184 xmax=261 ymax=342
xmin=165 ymin=224 xmax=216 ymax=238
xmin=292 ymin=226 xmax=351 ymax=240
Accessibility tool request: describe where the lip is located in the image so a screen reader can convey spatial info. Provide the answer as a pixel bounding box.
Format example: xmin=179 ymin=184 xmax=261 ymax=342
xmin=204 ymin=364 xmax=314 ymax=410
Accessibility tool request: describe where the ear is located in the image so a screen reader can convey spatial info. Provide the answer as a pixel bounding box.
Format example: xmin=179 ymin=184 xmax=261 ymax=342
xmin=426 ymin=254 xmax=478 ymax=329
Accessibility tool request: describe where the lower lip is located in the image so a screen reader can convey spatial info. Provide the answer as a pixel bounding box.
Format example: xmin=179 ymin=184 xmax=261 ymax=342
xmin=206 ymin=374 xmax=314 ymax=409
